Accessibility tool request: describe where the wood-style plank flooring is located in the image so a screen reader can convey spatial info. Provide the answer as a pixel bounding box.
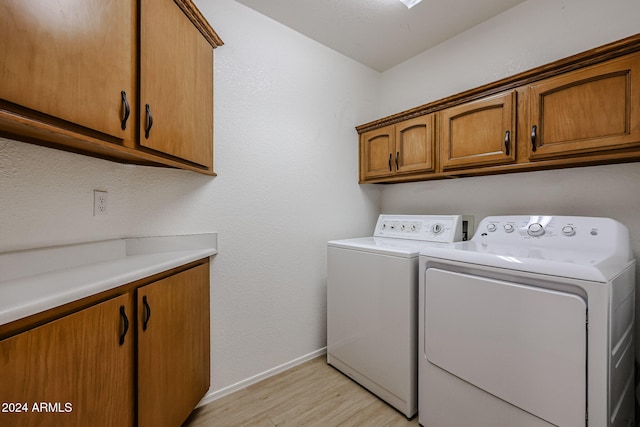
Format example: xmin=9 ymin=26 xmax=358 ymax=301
xmin=183 ymin=356 xmax=419 ymax=426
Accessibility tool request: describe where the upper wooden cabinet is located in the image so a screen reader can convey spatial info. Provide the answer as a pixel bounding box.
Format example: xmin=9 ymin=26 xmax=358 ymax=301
xmin=361 ymin=125 xmax=395 ymax=180
xmin=440 ymin=91 xmax=516 ymax=170
xmin=360 ymin=114 xmax=435 ymax=182
xmin=528 ymin=53 xmax=640 ymax=160
xmin=0 ymin=0 xmax=136 ymax=142
xmin=140 ymin=0 xmax=214 ymax=169
xmin=0 ymin=0 xmax=222 ymax=175
xmin=396 ymin=115 xmax=436 ymax=174
xmin=356 ymin=34 xmax=640 ymax=183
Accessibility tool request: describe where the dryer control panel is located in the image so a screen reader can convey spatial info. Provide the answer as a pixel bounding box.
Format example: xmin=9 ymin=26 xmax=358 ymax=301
xmin=374 ymin=215 xmax=468 ymax=242
xmin=475 ymin=215 xmax=631 ymax=254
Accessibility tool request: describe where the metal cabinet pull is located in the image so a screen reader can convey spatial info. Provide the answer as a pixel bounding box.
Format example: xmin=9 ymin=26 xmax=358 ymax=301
xmin=119 ymin=305 xmax=129 ymax=346
xmin=142 ymin=295 xmax=151 ymax=331
xmin=395 ymin=152 xmax=399 ymax=170
xmin=120 ymin=91 xmax=130 ymax=130
xmin=504 ymin=130 xmax=511 ymax=156
xmin=144 ymin=104 xmax=154 ymax=139
xmin=388 ymin=153 xmax=392 ymax=172
xmin=531 ymin=125 xmax=537 ymax=152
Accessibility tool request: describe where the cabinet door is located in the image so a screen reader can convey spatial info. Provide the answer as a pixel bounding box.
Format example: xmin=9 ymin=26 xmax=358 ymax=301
xmin=360 ymin=125 xmax=395 ymax=181
xmin=137 ymin=263 xmax=210 ymax=427
xmin=528 ymin=53 xmax=640 ymax=160
xmin=140 ymin=0 xmax=214 ymax=169
xmin=0 ymin=0 xmax=136 ymax=141
xmin=0 ymin=294 xmax=134 ymax=427
xmin=395 ymin=114 xmax=436 ymax=175
xmin=440 ymin=91 xmax=516 ymax=170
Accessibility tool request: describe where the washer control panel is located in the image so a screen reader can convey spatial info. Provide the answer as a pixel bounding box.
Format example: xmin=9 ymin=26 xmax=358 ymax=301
xmin=374 ymin=214 xmax=465 ymax=243
xmin=475 ymin=215 xmax=630 ymax=251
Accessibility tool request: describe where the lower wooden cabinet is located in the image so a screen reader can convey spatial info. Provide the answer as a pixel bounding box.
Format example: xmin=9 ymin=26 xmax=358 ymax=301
xmin=0 ymin=294 xmax=135 ymax=427
xmin=0 ymin=261 xmax=210 ymax=427
xmin=137 ymin=263 xmax=210 ymax=427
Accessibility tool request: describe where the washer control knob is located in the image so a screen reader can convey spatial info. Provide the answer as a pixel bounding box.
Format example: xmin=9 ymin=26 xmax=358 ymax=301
xmin=562 ymin=225 xmax=576 ymax=236
xmin=486 ymin=223 xmax=497 ymax=232
xmin=431 ymin=223 xmax=443 ymax=234
xmin=504 ymin=224 xmax=514 ymax=233
xmin=527 ymin=223 xmax=545 ymax=237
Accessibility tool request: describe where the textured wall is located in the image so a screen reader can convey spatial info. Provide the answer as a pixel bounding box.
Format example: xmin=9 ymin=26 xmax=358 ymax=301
xmin=195 ymin=0 xmax=381 ymax=395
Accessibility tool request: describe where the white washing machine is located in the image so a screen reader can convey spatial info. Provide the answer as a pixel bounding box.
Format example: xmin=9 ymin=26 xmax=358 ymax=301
xmin=327 ymin=214 xmax=469 ymax=418
xmin=418 ymin=215 xmax=636 ymax=427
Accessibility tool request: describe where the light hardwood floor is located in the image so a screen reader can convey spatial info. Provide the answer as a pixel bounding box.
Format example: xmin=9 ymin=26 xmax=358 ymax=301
xmin=183 ymin=356 xmax=419 ymax=426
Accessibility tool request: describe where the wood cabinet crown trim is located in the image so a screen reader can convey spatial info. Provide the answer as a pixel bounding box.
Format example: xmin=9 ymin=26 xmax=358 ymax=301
xmin=356 ymin=33 xmax=640 ymax=134
xmin=175 ymin=0 xmax=224 ymax=48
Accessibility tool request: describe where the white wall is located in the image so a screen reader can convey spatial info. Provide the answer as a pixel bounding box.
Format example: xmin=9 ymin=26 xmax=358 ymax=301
xmin=377 ymin=0 xmax=640 ymax=354
xmin=0 ymin=0 xmax=381 ymax=399
xmin=195 ymin=0 xmax=381 ymax=396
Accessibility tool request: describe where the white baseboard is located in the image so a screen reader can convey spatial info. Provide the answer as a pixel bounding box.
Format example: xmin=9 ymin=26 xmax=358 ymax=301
xmin=196 ymin=347 xmax=327 ymax=408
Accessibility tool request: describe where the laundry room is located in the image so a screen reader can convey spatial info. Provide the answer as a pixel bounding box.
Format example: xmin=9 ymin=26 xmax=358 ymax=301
xmin=1 ymin=0 xmax=640 ymax=426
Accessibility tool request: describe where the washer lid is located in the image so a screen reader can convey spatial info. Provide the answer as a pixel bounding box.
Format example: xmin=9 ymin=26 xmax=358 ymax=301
xmin=329 ymin=237 xmax=444 ymax=258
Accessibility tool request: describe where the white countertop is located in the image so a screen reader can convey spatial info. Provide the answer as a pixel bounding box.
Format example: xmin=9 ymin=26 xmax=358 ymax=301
xmin=0 ymin=234 xmax=217 ymax=326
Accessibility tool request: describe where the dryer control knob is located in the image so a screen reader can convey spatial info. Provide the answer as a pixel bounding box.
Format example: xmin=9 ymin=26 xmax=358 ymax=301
xmin=504 ymin=224 xmax=514 ymax=233
xmin=431 ymin=223 xmax=443 ymax=234
xmin=527 ymin=223 xmax=545 ymax=237
xmin=486 ymin=223 xmax=497 ymax=232
xmin=562 ymin=225 xmax=576 ymax=236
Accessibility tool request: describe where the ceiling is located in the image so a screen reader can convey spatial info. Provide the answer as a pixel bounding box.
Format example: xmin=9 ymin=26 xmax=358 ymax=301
xmin=235 ymin=0 xmax=526 ymax=72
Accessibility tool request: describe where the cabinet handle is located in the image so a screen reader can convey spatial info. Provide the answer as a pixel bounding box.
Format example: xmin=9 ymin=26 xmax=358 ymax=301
xmin=388 ymin=153 xmax=392 ymax=172
xmin=120 ymin=91 xmax=130 ymax=130
xmin=144 ymin=104 xmax=154 ymax=139
xmin=504 ymin=130 xmax=511 ymax=156
xmin=142 ymin=295 xmax=151 ymax=331
xmin=395 ymin=152 xmax=399 ymax=170
xmin=531 ymin=125 xmax=537 ymax=152
xmin=119 ymin=305 xmax=129 ymax=346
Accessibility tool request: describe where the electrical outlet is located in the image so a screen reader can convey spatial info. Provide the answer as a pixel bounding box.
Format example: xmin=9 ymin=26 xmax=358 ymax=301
xmin=94 ymin=190 xmax=108 ymax=216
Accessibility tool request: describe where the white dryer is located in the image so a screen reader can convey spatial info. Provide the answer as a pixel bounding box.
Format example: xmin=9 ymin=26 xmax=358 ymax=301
xmin=327 ymin=214 xmax=468 ymax=417
xmin=419 ymin=215 xmax=636 ymax=427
